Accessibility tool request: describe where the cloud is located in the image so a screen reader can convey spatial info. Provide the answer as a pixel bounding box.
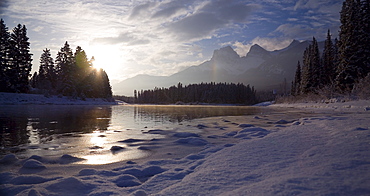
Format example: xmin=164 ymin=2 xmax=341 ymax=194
xmin=233 ymin=41 xmax=251 ymax=57
xmin=166 ymin=0 xmax=254 ymax=41
xmin=167 ymin=12 xmax=224 ymax=41
xmin=250 ymin=37 xmax=293 ymax=51
xmin=233 ymin=37 xmax=293 ymax=56
xmin=287 ymin=18 xmax=298 ymax=22
xmin=152 ymin=5 xmax=185 ymax=18
xmin=129 ymin=2 xmax=157 ymax=20
xmin=0 ymin=0 xmax=9 ymax=14
xmin=33 ymin=26 xmax=44 ymax=32
xmin=272 ymin=23 xmax=313 ymax=38
xmin=92 ymin=33 xmax=150 ymax=46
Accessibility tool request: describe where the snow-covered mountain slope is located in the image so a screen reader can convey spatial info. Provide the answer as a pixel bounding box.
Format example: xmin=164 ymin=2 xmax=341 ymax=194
xmin=114 ymin=40 xmax=319 ymax=96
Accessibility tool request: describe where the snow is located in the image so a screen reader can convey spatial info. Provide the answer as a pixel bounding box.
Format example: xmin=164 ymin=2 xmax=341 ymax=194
xmin=0 ymin=92 xmax=119 ymax=105
xmin=1 ymin=100 xmax=370 ymax=195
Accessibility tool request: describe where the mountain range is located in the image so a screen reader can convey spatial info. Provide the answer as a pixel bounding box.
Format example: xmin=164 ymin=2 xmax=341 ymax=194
xmin=114 ymin=40 xmax=322 ymax=96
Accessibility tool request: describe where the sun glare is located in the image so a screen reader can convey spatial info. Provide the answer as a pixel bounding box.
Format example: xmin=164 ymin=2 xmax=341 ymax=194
xmin=88 ymin=45 xmax=122 ymax=72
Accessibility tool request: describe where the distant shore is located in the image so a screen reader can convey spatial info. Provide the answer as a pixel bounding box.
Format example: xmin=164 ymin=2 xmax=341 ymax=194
xmin=0 ymin=92 xmax=120 ymax=105
xmin=270 ymin=99 xmax=370 ymax=112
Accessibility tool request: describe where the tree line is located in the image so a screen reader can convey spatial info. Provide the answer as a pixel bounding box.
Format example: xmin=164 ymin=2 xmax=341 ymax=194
xmin=291 ymin=0 xmax=370 ymax=97
xmin=0 ymin=19 xmax=32 ymax=93
xmin=0 ymin=19 xmax=112 ymax=99
xmin=30 ymin=42 xmax=112 ymax=99
xmin=134 ymin=82 xmax=257 ymax=105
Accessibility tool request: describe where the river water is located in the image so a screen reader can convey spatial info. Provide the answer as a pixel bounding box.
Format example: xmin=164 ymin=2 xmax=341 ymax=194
xmin=0 ymin=105 xmax=269 ymax=164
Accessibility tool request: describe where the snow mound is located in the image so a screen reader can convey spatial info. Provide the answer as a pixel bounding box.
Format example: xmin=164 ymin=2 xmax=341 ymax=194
xmin=119 ymin=138 xmax=145 ymax=143
xmin=274 ymin=119 xmax=293 ymax=124
xmin=173 ymin=132 xmax=200 ymax=138
xmin=143 ymin=129 xmax=166 ymax=134
xmin=234 ymin=127 xmax=270 ymax=139
xmin=78 ymin=168 xmax=97 ymax=176
xmin=131 ymin=190 xmax=148 ymax=196
xmin=141 ymin=166 xmax=167 ymax=177
xmin=238 ymin=124 xmax=254 ymax=128
xmin=21 ymin=159 xmax=46 ymax=169
xmin=59 ymin=154 xmax=85 ymax=164
xmin=113 ymin=174 xmax=141 ymax=187
xmin=45 ymin=177 xmax=95 ymax=195
xmin=10 ymin=175 xmax=60 ymax=185
xmin=196 ymin=124 xmax=208 ymax=129
xmin=175 ymin=137 xmax=208 ymax=146
xmin=110 ymin=146 xmax=125 ymax=151
xmin=0 ymin=154 xmax=18 ymax=164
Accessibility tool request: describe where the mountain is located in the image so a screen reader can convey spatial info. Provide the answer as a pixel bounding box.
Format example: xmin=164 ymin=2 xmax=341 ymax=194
xmin=114 ymin=40 xmax=316 ymax=96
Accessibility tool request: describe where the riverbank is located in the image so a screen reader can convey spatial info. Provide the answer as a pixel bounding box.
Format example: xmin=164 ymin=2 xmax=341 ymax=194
xmin=0 ymin=92 xmax=120 ymax=105
xmin=0 ymin=101 xmax=369 ymax=195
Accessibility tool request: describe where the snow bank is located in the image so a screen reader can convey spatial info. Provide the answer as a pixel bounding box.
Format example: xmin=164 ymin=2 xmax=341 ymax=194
xmin=0 ymin=92 xmax=119 ymax=105
xmin=1 ymin=101 xmax=369 ymax=195
xmin=271 ymin=99 xmax=370 ymax=112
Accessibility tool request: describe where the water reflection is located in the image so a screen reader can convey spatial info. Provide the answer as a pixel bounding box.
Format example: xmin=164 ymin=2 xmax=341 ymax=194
xmin=0 ymin=105 xmax=111 ymax=154
xmin=0 ymin=105 xmax=264 ymax=164
xmin=133 ymin=105 xmax=261 ymax=124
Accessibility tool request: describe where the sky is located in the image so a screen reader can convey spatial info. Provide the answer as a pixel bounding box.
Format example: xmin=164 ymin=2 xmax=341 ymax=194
xmin=0 ymin=0 xmax=342 ymax=86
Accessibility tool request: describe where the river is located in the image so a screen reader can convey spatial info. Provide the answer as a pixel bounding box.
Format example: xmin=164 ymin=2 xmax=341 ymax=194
xmin=0 ymin=105 xmax=270 ymax=164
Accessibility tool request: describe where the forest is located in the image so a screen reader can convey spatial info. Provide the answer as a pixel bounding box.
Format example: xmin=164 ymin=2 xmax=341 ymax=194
xmin=290 ymin=0 xmax=370 ymax=99
xmin=133 ymin=82 xmax=257 ymax=105
xmin=0 ymin=19 xmax=112 ymax=99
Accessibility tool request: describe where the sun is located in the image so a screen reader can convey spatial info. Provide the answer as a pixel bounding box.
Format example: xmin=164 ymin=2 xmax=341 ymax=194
xmin=88 ymin=45 xmax=122 ymax=72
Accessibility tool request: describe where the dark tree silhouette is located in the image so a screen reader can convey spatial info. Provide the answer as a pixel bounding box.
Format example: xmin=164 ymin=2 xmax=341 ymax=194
xmin=135 ymin=82 xmax=257 ymax=105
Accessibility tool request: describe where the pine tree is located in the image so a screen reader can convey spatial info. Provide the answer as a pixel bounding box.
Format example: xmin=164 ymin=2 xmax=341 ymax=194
xmin=30 ymin=71 xmax=38 ymax=88
xmin=74 ymin=46 xmax=93 ymax=97
xmin=322 ymin=30 xmax=335 ymax=86
xmin=8 ymin=24 xmax=33 ymax=93
xmin=336 ymin=0 xmax=364 ymax=92
xmin=361 ymin=0 xmax=370 ymax=75
xmin=292 ymin=61 xmax=302 ymax=96
xmin=100 ymin=69 xmax=112 ymax=98
xmin=301 ymin=37 xmax=321 ymax=93
xmin=55 ymin=41 xmax=76 ymax=96
xmin=0 ymin=19 xmax=11 ymax=92
xmin=37 ymin=48 xmax=55 ymax=90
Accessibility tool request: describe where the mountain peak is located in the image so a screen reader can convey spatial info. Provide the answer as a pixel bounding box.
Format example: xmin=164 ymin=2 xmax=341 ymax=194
xmin=250 ymin=44 xmax=266 ymax=52
xmin=246 ymin=44 xmax=270 ymax=58
xmin=211 ymin=46 xmax=239 ymax=61
xmin=287 ymin=39 xmax=301 ymax=48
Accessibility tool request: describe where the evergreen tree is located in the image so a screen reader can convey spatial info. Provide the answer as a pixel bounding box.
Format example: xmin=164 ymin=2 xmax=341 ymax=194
xmin=361 ymin=0 xmax=370 ymax=74
xmin=100 ymin=69 xmax=112 ymax=98
xmin=55 ymin=41 xmax=76 ymax=96
xmin=322 ymin=30 xmax=335 ymax=86
xmin=292 ymin=61 xmax=302 ymax=96
xmin=30 ymin=72 xmax=38 ymax=88
xmin=37 ymin=48 xmax=55 ymax=90
xmin=336 ymin=0 xmax=365 ymax=92
xmin=301 ymin=37 xmax=321 ymax=93
xmin=9 ymin=24 xmax=32 ymax=93
xmin=0 ymin=19 xmax=11 ymax=92
xmin=74 ymin=46 xmax=93 ymax=97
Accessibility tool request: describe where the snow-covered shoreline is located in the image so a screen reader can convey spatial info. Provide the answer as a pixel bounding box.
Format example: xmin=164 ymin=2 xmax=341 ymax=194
xmin=1 ymin=100 xmax=370 ymax=195
xmin=271 ymin=99 xmax=370 ymax=112
xmin=0 ymin=92 xmax=119 ymax=105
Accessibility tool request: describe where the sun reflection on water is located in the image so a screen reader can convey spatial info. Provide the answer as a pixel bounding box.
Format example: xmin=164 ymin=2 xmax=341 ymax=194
xmin=90 ymin=130 xmax=108 ymax=148
xmin=80 ymin=149 xmax=151 ymax=165
xmin=75 ymin=130 xmax=152 ymax=165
